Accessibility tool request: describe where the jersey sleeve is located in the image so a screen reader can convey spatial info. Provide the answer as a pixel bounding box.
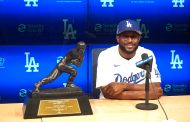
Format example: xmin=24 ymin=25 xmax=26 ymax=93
xmin=150 ymin=51 xmax=162 ymax=83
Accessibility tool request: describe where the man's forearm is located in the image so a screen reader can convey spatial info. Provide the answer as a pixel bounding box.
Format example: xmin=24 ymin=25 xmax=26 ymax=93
xmin=112 ymin=90 xmax=162 ymax=100
xmin=101 ymin=82 xmax=162 ymax=100
xmin=126 ymin=82 xmax=161 ymax=91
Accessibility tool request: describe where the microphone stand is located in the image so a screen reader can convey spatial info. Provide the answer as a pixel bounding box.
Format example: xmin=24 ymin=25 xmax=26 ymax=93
xmin=135 ymin=65 xmax=158 ymax=110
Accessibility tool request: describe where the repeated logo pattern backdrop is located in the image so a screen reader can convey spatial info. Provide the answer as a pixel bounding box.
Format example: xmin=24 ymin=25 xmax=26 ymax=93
xmin=0 ymin=1 xmax=190 ymax=102
xmin=0 ymin=44 xmax=190 ymax=103
xmin=0 ymin=0 xmax=190 ymax=45
xmin=88 ymin=0 xmax=190 ymax=43
xmin=0 ymin=0 xmax=87 ymax=45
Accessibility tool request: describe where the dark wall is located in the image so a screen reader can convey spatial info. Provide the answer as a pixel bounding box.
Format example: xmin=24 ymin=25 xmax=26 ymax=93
xmin=0 ymin=0 xmax=190 ymax=45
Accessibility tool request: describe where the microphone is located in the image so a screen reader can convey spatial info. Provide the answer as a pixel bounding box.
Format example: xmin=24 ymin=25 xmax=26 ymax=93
xmin=135 ymin=53 xmax=158 ymax=110
xmin=136 ymin=53 xmax=153 ymax=72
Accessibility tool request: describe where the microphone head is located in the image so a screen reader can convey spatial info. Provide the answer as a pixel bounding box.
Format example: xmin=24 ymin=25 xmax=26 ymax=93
xmin=136 ymin=53 xmax=153 ymax=72
xmin=141 ymin=53 xmax=148 ymax=60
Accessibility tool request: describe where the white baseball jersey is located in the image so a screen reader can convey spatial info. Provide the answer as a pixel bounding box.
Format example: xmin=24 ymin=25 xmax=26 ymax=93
xmin=96 ymin=45 xmax=161 ymax=98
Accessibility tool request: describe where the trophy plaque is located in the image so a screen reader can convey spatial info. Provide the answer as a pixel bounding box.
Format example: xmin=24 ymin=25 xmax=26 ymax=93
xmin=23 ymin=87 xmax=92 ymax=119
xmin=23 ymin=42 xmax=93 ymax=119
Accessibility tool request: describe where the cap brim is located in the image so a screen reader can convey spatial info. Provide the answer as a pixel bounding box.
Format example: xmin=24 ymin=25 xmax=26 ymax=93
xmin=117 ymin=30 xmax=142 ymax=35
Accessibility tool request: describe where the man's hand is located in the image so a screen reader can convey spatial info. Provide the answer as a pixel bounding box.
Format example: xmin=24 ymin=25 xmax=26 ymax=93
xmin=101 ymin=82 xmax=129 ymax=98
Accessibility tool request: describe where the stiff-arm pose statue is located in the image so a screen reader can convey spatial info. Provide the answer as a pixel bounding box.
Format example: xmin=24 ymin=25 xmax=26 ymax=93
xmin=34 ymin=41 xmax=86 ymax=92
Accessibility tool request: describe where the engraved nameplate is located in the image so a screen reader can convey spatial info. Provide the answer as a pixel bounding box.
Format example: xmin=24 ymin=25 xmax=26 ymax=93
xmin=38 ymin=99 xmax=81 ymax=116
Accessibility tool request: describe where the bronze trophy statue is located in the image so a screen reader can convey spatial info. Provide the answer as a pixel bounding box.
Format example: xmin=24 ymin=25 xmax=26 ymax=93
xmin=23 ymin=41 xmax=93 ymax=119
xmin=34 ymin=41 xmax=86 ymax=92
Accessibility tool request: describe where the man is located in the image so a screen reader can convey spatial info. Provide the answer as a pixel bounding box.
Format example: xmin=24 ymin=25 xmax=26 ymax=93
xmin=34 ymin=41 xmax=86 ymax=92
xmin=96 ymin=19 xmax=163 ymax=100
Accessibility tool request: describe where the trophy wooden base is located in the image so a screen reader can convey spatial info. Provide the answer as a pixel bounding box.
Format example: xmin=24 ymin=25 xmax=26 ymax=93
xmin=23 ymin=87 xmax=93 ymax=119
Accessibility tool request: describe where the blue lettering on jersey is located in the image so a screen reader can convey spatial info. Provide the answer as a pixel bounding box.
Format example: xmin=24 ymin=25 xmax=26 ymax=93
xmin=114 ymin=71 xmax=145 ymax=84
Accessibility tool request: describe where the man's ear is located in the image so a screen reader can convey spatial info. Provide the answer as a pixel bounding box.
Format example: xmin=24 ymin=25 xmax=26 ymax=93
xmin=138 ymin=35 xmax=141 ymax=41
xmin=116 ymin=36 xmax=119 ymax=43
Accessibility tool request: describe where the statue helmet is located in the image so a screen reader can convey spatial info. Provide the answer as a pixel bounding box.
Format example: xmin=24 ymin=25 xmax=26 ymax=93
xmin=77 ymin=41 xmax=86 ymax=49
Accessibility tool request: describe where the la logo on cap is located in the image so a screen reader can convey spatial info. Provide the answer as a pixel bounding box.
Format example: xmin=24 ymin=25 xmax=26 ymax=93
xmin=126 ymin=21 xmax=132 ymax=28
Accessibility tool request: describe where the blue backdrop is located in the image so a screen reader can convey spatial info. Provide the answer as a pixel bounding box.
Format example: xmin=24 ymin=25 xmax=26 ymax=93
xmin=0 ymin=0 xmax=190 ymax=44
xmin=0 ymin=0 xmax=190 ymax=102
xmin=0 ymin=44 xmax=190 ymax=103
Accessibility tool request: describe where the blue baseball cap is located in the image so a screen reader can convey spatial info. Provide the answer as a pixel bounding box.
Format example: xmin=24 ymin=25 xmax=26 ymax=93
xmin=116 ymin=19 xmax=142 ymax=35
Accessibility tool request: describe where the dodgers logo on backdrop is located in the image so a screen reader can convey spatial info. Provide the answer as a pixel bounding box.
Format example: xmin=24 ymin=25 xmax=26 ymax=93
xmin=100 ymin=0 xmax=114 ymax=7
xmin=136 ymin=19 xmax=149 ymax=38
xmin=62 ymin=19 xmax=77 ymax=39
xmin=25 ymin=52 xmax=39 ymax=72
xmin=170 ymin=50 xmax=183 ymax=69
xmin=0 ymin=57 xmax=5 ymax=68
xmin=24 ymin=0 xmax=38 ymax=7
xmin=172 ymin=0 xmax=185 ymax=7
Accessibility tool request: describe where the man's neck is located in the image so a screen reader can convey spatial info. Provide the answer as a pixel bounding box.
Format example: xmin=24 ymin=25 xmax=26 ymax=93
xmin=118 ymin=48 xmax=136 ymax=60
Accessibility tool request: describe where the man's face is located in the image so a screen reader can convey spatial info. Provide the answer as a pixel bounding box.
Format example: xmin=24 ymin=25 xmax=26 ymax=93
xmin=78 ymin=45 xmax=86 ymax=54
xmin=116 ymin=31 xmax=141 ymax=54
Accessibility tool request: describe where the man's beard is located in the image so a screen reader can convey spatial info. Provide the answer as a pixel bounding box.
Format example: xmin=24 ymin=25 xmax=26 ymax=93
xmin=119 ymin=43 xmax=138 ymax=54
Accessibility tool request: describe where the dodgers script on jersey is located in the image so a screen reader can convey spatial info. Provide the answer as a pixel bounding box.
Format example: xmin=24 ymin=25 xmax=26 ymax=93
xmin=96 ymin=45 xmax=161 ymax=98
